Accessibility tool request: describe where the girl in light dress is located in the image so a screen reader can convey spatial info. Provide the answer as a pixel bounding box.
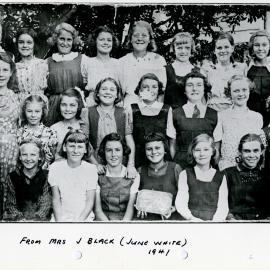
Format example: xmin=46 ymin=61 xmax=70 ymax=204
xmin=87 ymin=77 xmax=137 ymax=178
xmin=48 ymin=130 xmax=98 ymax=222
xmin=246 ymin=30 xmax=270 ymax=126
xmin=95 ymin=133 xmax=140 ymax=221
xmin=15 ymin=28 xmax=48 ymax=103
xmin=175 ymin=134 xmax=228 ymax=221
xmin=214 ymin=75 xmax=265 ymax=171
xmin=0 ymin=52 xmax=20 ymax=219
xmin=45 ymin=23 xmax=89 ymax=126
xmin=119 ymin=20 xmax=167 ymax=106
xmin=164 ymin=32 xmax=196 ymax=109
xmin=202 ymin=32 xmax=246 ymax=112
xmin=85 ymin=26 xmax=121 ymax=106
xmin=17 ymin=94 xmax=58 ymax=169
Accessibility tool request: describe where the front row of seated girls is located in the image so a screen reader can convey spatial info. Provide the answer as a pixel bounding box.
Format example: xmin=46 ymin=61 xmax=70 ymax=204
xmin=4 ymin=130 xmax=269 ymax=222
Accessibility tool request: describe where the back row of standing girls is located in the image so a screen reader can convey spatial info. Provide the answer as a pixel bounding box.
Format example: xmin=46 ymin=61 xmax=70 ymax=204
xmin=1 ymin=19 xmax=270 ymax=219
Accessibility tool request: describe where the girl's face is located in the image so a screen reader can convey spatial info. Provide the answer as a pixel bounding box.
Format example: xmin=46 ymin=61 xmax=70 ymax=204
xmin=174 ymin=38 xmax=192 ymax=63
xmin=20 ymin=143 xmax=40 ymax=171
xmin=145 ymin=141 xmax=165 ymax=165
xmin=96 ymin=31 xmax=113 ymax=55
xmin=105 ymin=140 xmax=123 ymax=168
xmin=253 ymin=36 xmax=270 ymax=61
xmin=60 ymin=96 xmax=79 ymax=120
xmin=57 ymin=29 xmax=73 ymax=55
xmin=193 ymin=141 xmax=213 ymax=167
xmin=139 ymin=78 xmax=159 ymax=104
xmin=64 ymin=141 xmax=86 ymax=163
xmin=98 ymin=80 xmax=118 ymax=106
xmin=185 ymin=77 xmax=204 ymax=103
xmin=230 ymin=79 xmax=250 ymax=107
xmin=0 ymin=60 xmax=12 ymax=88
xmin=131 ymin=26 xmax=150 ymax=53
xmin=18 ymin=34 xmax=34 ymax=58
xmin=240 ymin=141 xmax=262 ymax=169
xmin=215 ymin=38 xmax=234 ymax=64
xmin=25 ymin=101 xmax=43 ymax=126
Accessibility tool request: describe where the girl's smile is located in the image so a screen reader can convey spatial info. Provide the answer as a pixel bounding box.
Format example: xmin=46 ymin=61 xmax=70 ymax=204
xmin=193 ymin=142 xmax=213 ymax=167
xmin=18 ymin=34 xmax=34 ymax=58
xmin=20 ymin=143 xmax=40 ymax=171
xmin=105 ymin=141 xmax=123 ymax=168
xmin=96 ymin=31 xmax=113 ymax=55
xmin=60 ymin=96 xmax=79 ymax=120
xmin=98 ymin=81 xmax=118 ymax=105
xmin=185 ymin=77 xmax=204 ymax=103
xmin=230 ymin=79 xmax=250 ymax=107
xmin=174 ymin=38 xmax=192 ymax=63
xmin=253 ymin=36 xmax=270 ymax=61
xmin=25 ymin=102 xmax=43 ymax=126
xmin=145 ymin=141 xmax=165 ymax=165
xmin=57 ymin=30 xmax=73 ymax=55
xmin=131 ymin=26 xmax=150 ymax=53
xmin=215 ymin=38 xmax=234 ymax=64
xmin=240 ymin=141 xmax=262 ymax=169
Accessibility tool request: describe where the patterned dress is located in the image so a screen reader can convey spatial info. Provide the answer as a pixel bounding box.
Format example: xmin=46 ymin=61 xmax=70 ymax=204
xmin=17 ymin=123 xmax=58 ymax=169
xmin=214 ymin=108 xmax=264 ymax=170
xmin=16 ymin=57 xmax=48 ymax=103
xmin=0 ymin=89 xmax=20 ymax=218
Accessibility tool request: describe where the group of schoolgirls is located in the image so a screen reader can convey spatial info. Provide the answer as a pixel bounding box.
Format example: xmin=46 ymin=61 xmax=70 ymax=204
xmin=1 ymin=19 xmax=270 ymax=222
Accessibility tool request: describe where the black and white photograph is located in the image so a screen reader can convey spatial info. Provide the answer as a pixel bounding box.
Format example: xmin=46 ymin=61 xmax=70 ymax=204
xmin=0 ymin=2 xmax=270 ymax=223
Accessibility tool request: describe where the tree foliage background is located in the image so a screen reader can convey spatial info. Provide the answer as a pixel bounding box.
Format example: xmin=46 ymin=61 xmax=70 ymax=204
xmin=0 ymin=4 xmax=268 ymax=63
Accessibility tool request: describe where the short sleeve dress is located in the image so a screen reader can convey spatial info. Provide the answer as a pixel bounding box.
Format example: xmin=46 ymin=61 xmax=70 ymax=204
xmin=16 ymin=57 xmax=48 ymax=103
xmin=215 ymin=108 xmax=264 ymax=170
xmin=0 ymin=89 xmax=20 ymax=217
xmin=118 ymin=52 xmax=167 ymax=106
xmin=202 ymin=61 xmax=246 ymax=112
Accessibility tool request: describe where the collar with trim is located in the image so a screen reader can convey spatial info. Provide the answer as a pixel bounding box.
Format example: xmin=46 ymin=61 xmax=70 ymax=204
xmin=52 ymin=52 xmax=78 ymax=62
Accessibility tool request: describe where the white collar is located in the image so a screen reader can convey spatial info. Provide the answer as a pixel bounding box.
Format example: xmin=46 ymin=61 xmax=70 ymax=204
xmin=106 ymin=165 xmax=126 ymax=177
xmin=139 ymin=100 xmax=161 ymax=108
xmin=185 ymin=101 xmax=205 ymax=109
xmin=247 ymin=57 xmax=270 ymax=73
xmin=52 ymin=52 xmax=78 ymax=62
xmin=194 ymin=165 xmax=216 ymax=181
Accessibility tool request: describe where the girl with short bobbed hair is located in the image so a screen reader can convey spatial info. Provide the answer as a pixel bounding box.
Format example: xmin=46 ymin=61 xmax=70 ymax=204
xmin=224 ymin=133 xmax=270 ymax=220
xmin=128 ymin=73 xmax=173 ymax=168
xmin=95 ymin=133 xmax=140 ymax=221
xmin=119 ymin=20 xmax=167 ymax=106
xmin=246 ymin=30 xmax=270 ymax=126
xmin=84 ymin=25 xmax=121 ymax=106
xmin=49 ymin=129 xmax=98 ymax=222
xmin=4 ymin=140 xmax=52 ymax=221
xmin=45 ymin=22 xmax=89 ymax=126
xmin=214 ymin=74 xmax=265 ymax=171
xmin=165 ymin=32 xmax=196 ymax=109
xmin=136 ymin=132 xmax=182 ymax=220
xmin=175 ymin=134 xmax=228 ymax=221
xmin=15 ymin=27 xmax=48 ymax=103
xmin=201 ymin=31 xmax=246 ymax=112
xmin=170 ymin=70 xmax=219 ymax=169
